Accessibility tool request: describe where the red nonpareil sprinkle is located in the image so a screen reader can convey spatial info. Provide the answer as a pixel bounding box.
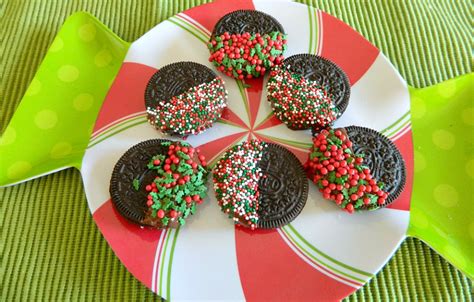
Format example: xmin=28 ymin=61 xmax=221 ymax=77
xmin=147 ymin=78 xmax=227 ymax=136
xmin=305 ymin=129 xmax=389 ymax=213
xmin=143 ymin=141 xmax=208 ymax=226
xmin=212 ymin=140 xmax=266 ymax=229
xmin=168 ymin=209 xmax=177 ymax=218
xmin=208 ymin=31 xmax=287 ymax=79
xmin=157 ymin=209 xmax=165 ymax=219
xmin=267 ymin=65 xmax=339 ymax=129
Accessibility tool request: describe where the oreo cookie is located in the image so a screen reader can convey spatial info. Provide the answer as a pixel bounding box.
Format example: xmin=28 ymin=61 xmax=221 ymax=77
xmin=344 ymin=126 xmax=406 ymax=210
xmin=110 ymin=139 xmax=208 ymax=228
xmin=283 ymin=54 xmax=350 ymax=117
xmin=208 ymin=10 xmax=287 ymax=79
xmin=257 ymin=143 xmax=308 ymax=228
xmin=145 ymin=61 xmax=227 ymax=136
xmin=213 ymin=140 xmax=308 ymax=229
xmin=267 ymin=65 xmax=339 ymax=130
xmin=211 ymin=10 xmax=284 ymax=37
xmin=306 ymin=127 xmax=405 ymax=213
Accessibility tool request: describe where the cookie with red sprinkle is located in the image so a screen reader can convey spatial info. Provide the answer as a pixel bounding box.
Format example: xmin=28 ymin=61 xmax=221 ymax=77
xmin=282 ymin=54 xmax=351 ymax=123
xmin=305 ymin=127 xmax=406 ymax=212
xmin=213 ymin=140 xmax=308 ymax=229
xmin=110 ymin=139 xmax=208 ymax=228
xmin=267 ymin=64 xmax=339 ymax=130
xmin=208 ymin=10 xmax=287 ymax=79
xmin=145 ymin=62 xmax=228 ymax=137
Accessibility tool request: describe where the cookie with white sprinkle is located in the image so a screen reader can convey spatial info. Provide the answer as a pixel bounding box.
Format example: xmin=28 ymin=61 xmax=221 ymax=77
xmin=145 ymin=62 xmax=228 ymax=137
xmin=110 ymin=139 xmax=208 ymax=228
xmin=267 ymin=64 xmax=339 ymax=130
xmin=271 ymin=54 xmax=350 ymax=130
xmin=213 ymin=140 xmax=308 ymax=229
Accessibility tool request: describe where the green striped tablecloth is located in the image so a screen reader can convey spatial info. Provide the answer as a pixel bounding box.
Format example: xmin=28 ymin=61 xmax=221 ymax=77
xmin=1 ymin=0 xmax=472 ymax=300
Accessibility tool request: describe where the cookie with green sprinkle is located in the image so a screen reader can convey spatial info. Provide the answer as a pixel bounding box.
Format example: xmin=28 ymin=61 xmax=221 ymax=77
xmin=282 ymin=54 xmax=351 ymax=121
xmin=145 ymin=62 xmax=228 ymax=137
xmin=343 ymin=126 xmax=406 ymax=209
xmin=213 ymin=140 xmax=308 ymax=230
xmin=110 ymin=139 xmax=208 ymax=228
xmin=305 ymin=127 xmax=405 ymax=213
xmin=208 ymin=10 xmax=287 ymax=79
xmin=267 ymin=64 xmax=339 ymax=130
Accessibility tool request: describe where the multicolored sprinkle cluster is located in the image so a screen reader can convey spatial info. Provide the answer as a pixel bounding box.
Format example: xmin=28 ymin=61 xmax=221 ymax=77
xmin=143 ymin=141 xmax=208 ymax=227
xmin=147 ymin=78 xmax=227 ymax=136
xmin=212 ymin=140 xmax=267 ymax=230
xmin=208 ymin=31 xmax=287 ymax=79
xmin=304 ymin=129 xmax=389 ymax=213
xmin=267 ymin=65 xmax=338 ymax=130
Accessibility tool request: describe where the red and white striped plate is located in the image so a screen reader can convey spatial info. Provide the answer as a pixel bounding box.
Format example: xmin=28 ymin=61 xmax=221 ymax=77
xmin=81 ymin=0 xmax=413 ymax=300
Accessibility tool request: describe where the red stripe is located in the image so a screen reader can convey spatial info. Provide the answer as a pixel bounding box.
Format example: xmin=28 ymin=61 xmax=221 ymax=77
xmin=319 ymin=12 xmax=379 ymax=86
xmin=244 ymin=77 xmax=265 ymax=128
xmin=178 ymin=14 xmax=210 ymax=35
xmin=255 ymin=114 xmax=283 ymax=131
xmin=93 ymin=62 xmax=157 ymax=133
xmin=390 ymin=123 xmax=411 ymax=141
xmin=93 ymin=199 xmax=162 ymax=290
xmin=278 ymin=230 xmax=361 ymax=288
xmin=183 ymin=0 xmax=255 ymax=33
xmin=220 ymin=107 xmax=249 ymax=129
xmin=92 ymin=111 xmax=145 ymax=138
xmin=197 ymin=131 xmax=247 ymax=163
xmin=235 ymin=227 xmax=355 ymax=301
xmin=254 ymin=133 xmax=309 ymax=164
xmin=153 ymin=228 xmax=168 ymax=292
xmin=386 ymin=129 xmax=413 ymax=211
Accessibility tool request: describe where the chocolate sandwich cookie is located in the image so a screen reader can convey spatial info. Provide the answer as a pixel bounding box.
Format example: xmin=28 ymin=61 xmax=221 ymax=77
xmin=110 ymin=139 xmax=208 ymax=228
xmin=305 ymin=127 xmax=406 ymax=213
xmin=213 ymin=140 xmax=308 ymax=229
xmin=267 ymin=64 xmax=339 ymax=130
xmin=344 ymin=126 xmax=406 ymax=209
xmin=145 ymin=61 xmax=227 ymax=137
xmin=208 ymin=10 xmax=287 ymax=79
xmin=282 ymin=54 xmax=351 ymax=121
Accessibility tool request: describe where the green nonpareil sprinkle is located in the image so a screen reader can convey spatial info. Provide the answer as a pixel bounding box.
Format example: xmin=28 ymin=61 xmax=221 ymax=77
xmin=307 ymin=129 xmax=389 ymax=211
xmin=267 ymin=65 xmax=338 ymax=128
xmin=213 ymin=140 xmax=266 ymax=228
xmin=209 ymin=31 xmax=287 ymax=79
xmin=132 ymin=179 xmax=140 ymax=191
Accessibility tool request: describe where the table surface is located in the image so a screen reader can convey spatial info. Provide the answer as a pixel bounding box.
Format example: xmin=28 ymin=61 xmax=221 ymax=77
xmin=1 ymin=0 xmax=472 ymax=300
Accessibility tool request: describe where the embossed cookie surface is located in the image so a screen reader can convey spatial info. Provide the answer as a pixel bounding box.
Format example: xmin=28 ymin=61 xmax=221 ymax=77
xmin=344 ymin=126 xmax=406 ymax=209
xmin=283 ymin=54 xmax=350 ymax=116
xmin=145 ymin=61 xmax=216 ymax=110
xmin=257 ymin=143 xmax=308 ymax=228
xmin=110 ymin=139 xmax=171 ymax=225
xmin=212 ymin=9 xmax=284 ymax=37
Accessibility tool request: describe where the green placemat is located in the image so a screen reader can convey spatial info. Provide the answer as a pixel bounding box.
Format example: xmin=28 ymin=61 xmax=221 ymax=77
xmin=1 ymin=0 xmax=472 ymax=300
